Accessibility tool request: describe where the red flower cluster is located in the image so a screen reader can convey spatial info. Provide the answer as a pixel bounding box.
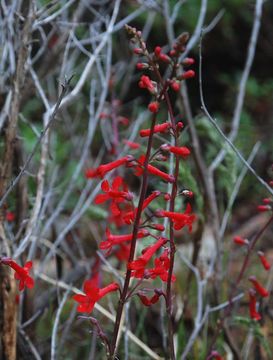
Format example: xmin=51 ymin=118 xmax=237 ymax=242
xmin=131 ymin=249 xmax=176 ymax=282
xmin=154 ymin=46 xmax=170 ymax=63
xmin=128 ymin=237 xmax=167 ymax=271
xmin=95 ymin=176 xmax=133 ymax=216
xmin=73 ymin=280 xmax=119 ymax=313
xmin=138 ymin=75 xmax=156 ymax=94
xmin=1 ymin=258 xmax=34 ymax=291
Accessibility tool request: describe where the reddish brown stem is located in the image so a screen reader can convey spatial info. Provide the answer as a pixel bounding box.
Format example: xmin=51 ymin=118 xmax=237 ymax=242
xmin=163 ymin=92 xmax=180 ymax=360
xmin=109 ymin=113 xmax=158 ymax=359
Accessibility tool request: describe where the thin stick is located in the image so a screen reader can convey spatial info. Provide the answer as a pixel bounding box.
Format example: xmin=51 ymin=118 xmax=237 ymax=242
xmin=199 ymin=31 xmax=273 ymax=197
xmin=51 ymin=289 xmax=70 ymax=360
xmin=210 ymin=0 xmax=263 ymax=172
xmin=0 ymin=77 xmax=72 ymax=211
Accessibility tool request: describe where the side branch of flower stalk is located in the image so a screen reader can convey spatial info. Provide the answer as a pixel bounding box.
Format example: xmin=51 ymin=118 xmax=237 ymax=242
xmin=206 ymin=213 xmax=273 ymax=356
xmin=109 ymin=113 xmax=158 ymax=359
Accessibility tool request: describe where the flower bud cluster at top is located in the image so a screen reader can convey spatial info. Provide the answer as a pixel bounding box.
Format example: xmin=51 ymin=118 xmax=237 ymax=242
xmin=125 ymin=24 xmax=195 ymax=114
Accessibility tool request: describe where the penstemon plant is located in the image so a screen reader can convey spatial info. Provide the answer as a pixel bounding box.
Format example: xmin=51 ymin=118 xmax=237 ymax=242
xmin=1 ymin=2 xmax=273 ymax=359
xmin=73 ymin=25 xmax=196 ymax=359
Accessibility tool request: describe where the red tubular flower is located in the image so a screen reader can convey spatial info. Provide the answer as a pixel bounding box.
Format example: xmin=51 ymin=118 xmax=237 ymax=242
xmin=257 ymin=251 xmax=271 ymax=271
xmin=133 ymin=47 xmax=143 ymax=55
xmin=108 ymin=202 xmax=133 ymax=228
xmin=248 ymin=276 xmax=269 ymax=297
xmin=128 ymin=237 xmax=167 ymax=271
xmin=139 ymin=122 xmax=171 ymax=137
xmin=180 ymin=70 xmax=195 ymax=80
xmin=137 ymin=290 xmax=163 ymax=306
xmin=6 ymin=211 xmax=15 ymax=222
xmin=85 ymin=156 xmax=132 ymax=179
xmin=262 ymin=198 xmax=272 ymax=204
xmin=249 ymin=289 xmax=261 ymax=321
xmin=123 ymin=140 xmax=140 ymax=149
xmin=154 ymin=46 xmax=161 ymax=57
xmin=161 ymin=144 xmax=191 ymax=158
xmin=150 ymin=224 xmax=165 ymax=231
xmin=182 ymin=57 xmax=195 ymax=66
xmin=170 ymin=81 xmax=180 ymax=92
xmin=159 ymin=53 xmax=170 ymax=63
xmin=257 ymin=205 xmax=271 ymax=212
xmin=138 ymin=75 xmax=156 ymax=94
xmin=135 ymin=155 xmax=175 ymax=183
xmin=123 ymin=190 xmax=160 ymax=224
xmin=156 ymin=203 xmax=196 ymax=231
xmin=148 ymin=101 xmax=159 ymax=113
xmin=95 ymin=177 xmax=133 ymax=215
xmin=1 ymin=258 xmax=34 ymax=291
xmin=233 ymin=235 xmax=249 ymax=246
xmin=99 ymin=228 xmax=149 ymax=250
xmin=147 ymin=164 xmax=175 ymax=182
xmin=73 ymin=280 xmax=119 ymax=313
xmin=113 ymin=244 xmax=131 ymax=261
xmin=149 ymin=250 xmax=176 ymax=282
xmin=176 ymin=122 xmax=184 ymax=133
xmin=136 ymin=63 xmax=149 ymax=70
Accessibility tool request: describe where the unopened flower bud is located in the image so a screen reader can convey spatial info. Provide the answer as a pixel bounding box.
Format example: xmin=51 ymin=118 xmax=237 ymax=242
xmin=154 ymin=46 xmax=161 ymax=57
xmin=136 ymin=62 xmax=149 ymax=70
xmin=257 ymin=251 xmax=271 ymax=271
xmin=133 ymin=47 xmax=143 ymax=55
xmin=233 ymin=236 xmax=249 ymax=246
xmin=179 ymin=70 xmax=195 ymax=80
xmin=257 ymin=205 xmax=271 ymax=212
xmin=170 ymin=81 xmax=180 ymax=92
xmin=148 ymin=101 xmax=159 ymax=113
xmin=182 ymin=57 xmax=195 ymax=66
xmin=159 ymin=53 xmax=170 ymax=63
